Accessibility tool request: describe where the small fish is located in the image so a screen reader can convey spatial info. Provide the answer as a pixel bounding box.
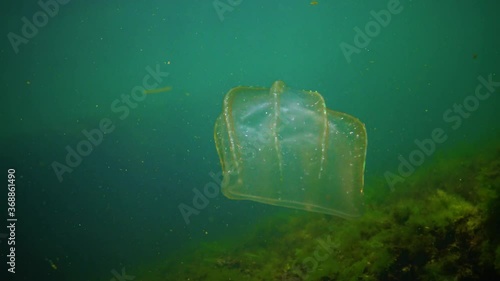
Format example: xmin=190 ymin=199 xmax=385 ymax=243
xmin=143 ymin=86 xmax=173 ymax=94
xmin=310 ymin=1 xmax=319 ymax=5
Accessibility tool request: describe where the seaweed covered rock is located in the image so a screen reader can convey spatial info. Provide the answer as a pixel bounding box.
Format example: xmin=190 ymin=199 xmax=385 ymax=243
xmin=143 ymin=143 xmax=500 ymax=281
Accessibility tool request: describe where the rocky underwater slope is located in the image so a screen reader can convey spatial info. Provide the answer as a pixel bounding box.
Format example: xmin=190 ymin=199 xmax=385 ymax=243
xmin=140 ymin=142 xmax=500 ymax=281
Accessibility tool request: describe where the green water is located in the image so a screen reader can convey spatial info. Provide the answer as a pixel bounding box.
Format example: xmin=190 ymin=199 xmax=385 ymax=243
xmin=1 ymin=1 xmax=499 ymax=280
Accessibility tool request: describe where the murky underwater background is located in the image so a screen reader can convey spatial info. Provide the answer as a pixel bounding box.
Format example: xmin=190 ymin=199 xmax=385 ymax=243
xmin=1 ymin=0 xmax=499 ymax=280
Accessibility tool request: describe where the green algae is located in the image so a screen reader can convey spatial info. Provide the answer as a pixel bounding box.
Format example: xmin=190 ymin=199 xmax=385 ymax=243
xmin=139 ymin=142 xmax=500 ymax=281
